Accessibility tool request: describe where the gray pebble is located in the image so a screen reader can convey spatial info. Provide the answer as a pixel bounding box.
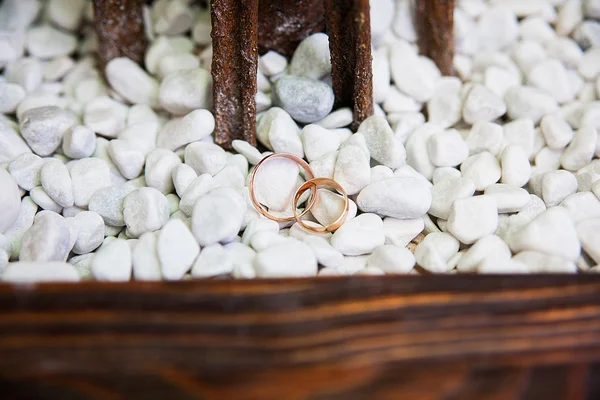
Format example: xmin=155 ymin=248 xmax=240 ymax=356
xmin=273 ymin=76 xmax=334 ymax=123
xmin=19 ymin=105 xmax=77 ymax=156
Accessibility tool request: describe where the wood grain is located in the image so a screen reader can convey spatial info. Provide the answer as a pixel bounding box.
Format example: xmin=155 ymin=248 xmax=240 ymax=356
xmin=0 ymin=275 xmax=600 ymax=399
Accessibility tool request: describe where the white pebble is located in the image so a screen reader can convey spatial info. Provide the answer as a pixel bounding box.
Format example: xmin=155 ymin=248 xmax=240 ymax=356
xmin=561 ymin=127 xmax=598 ymax=171
xmin=540 ymin=114 xmax=574 ymax=149
xmin=310 ymin=189 xmax=357 ymax=226
xmin=159 ymin=68 xmax=212 ymax=115
xmin=132 ymin=232 xmax=161 ymax=281
xmin=463 ymin=84 xmax=507 ymax=124
xmin=429 ymin=177 xmax=476 ymax=219
xmin=0 ymin=82 xmax=25 ymax=113
xmin=91 ymin=238 xmax=132 ymax=281
xmin=466 ymin=121 xmax=504 ymax=156
xmin=5 ymin=57 xmax=43 ymax=93
xmin=250 ymin=231 xmax=286 ymax=252
xmin=477 ymin=8 xmax=518 ymax=51
xmin=527 ymin=59 xmax=575 ymax=104
xmin=172 ymin=163 xmax=197 ymax=198
xmin=259 ymin=51 xmax=287 ymax=76
xmin=357 ymin=177 xmax=431 ymax=219
xmin=274 ymin=76 xmax=334 ymax=124
xmin=427 ymin=129 xmax=468 ymax=167
xmin=107 ymin=140 xmax=144 ymax=180
xmin=504 ymin=86 xmax=559 ymax=124
xmin=578 ymin=218 xmax=600 ymax=264
xmin=390 ymin=42 xmax=441 ymax=102
xmin=302 ymin=236 xmax=343 ymax=269
xmin=256 ymin=107 xmax=301 ymax=154
xmin=157 ymin=109 xmax=215 ymax=151
xmin=69 ymin=158 xmax=112 ymax=207
xmin=289 ymin=33 xmax=331 ymax=80
xmin=2 ymin=261 xmax=79 ymax=282
xmin=415 ymin=232 xmax=460 ymax=273
xmin=83 ymin=96 xmax=128 ymax=138
xmin=191 ymin=243 xmax=233 ymax=277
xmin=7 ymin=153 xmax=44 ymax=191
xmin=40 ymin=159 xmax=74 ymax=207
xmin=509 ymin=207 xmax=580 ymax=261
xmin=145 ymin=149 xmax=181 ymax=194
xmin=561 ymin=192 xmax=600 ymax=223
xmin=105 ymin=57 xmax=159 ymax=107
xmin=405 ymin=123 xmax=439 ymax=180
xmin=461 ymin=152 xmax=502 ymax=190
xmin=358 ymin=116 xmax=406 ymax=168
xmin=500 ymin=145 xmax=531 ymax=187
xmin=232 ymin=140 xmax=263 ymax=165
xmin=334 ymin=144 xmax=371 ymax=195
xmin=367 ymin=245 xmax=415 ymax=274
xmin=191 ymin=186 xmax=246 ymax=246
xmin=47 ymin=0 xmax=86 ymax=31
xmin=30 ymin=186 xmax=61 ymax=213
xmin=447 ymin=195 xmax=499 ymax=245
xmin=382 ymin=217 xmax=423 ymax=247
xmin=254 ymin=239 xmax=317 ymax=278
xmin=62 ymin=125 xmax=96 ymax=159
xmin=157 ymin=53 xmax=200 ymax=79
xmin=19 ymin=106 xmax=77 ymax=156
xmin=157 ymin=219 xmax=199 ymax=280
xmin=69 ymin=211 xmax=104 ymax=254
xmin=541 ymin=170 xmax=578 ymax=207
xmin=20 ymin=211 xmax=72 ymax=262
xmin=301 ymin=124 xmax=340 ymax=162
xmin=123 ymin=187 xmax=170 ymax=237
xmin=370 ymin=165 xmax=394 ymax=183
xmin=330 ymin=213 xmax=385 ymax=256
xmin=484 ymin=183 xmax=530 ymax=213
xmin=457 ymin=235 xmax=511 ymax=273
xmin=26 ymin=25 xmax=77 ymax=58
xmin=88 ymin=184 xmax=136 ymax=226
xmin=0 ymin=169 xmax=21 ymax=233
xmin=432 ymin=167 xmax=462 ymax=184
xmin=513 ymin=251 xmax=576 ymax=273
xmin=316 ymin=108 xmax=353 ymax=130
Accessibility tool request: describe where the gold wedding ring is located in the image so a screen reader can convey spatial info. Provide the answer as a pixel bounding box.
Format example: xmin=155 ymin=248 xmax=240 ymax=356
xmin=248 ymin=153 xmax=317 ymax=222
xmin=292 ymin=177 xmax=349 ymax=233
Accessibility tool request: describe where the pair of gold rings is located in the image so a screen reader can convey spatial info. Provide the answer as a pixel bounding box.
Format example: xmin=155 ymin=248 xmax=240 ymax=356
xmin=248 ymin=153 xmax=349 ymax=233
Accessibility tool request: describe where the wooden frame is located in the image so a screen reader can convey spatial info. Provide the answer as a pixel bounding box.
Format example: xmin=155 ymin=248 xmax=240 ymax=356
xmin=1 ymin=274 xmax=599 ymax=398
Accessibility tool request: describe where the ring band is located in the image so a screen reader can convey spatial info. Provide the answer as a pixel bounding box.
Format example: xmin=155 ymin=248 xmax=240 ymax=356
xmin=249 ymin=153 xmax=317 ymax=222
xmin=292 ymin=177 xmax=349 ymax=233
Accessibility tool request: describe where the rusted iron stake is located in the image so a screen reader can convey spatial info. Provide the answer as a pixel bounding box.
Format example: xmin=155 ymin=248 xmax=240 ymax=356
xmin=210 ymin=0 xmax=259 ymax=149
xmin=258 ymin=0 xmax=325 ymax=57
xmin=325 ymin=0 xmax=374 ymax=131
xmin=93 ymin=0 xmax=147 ymax=71
xmin=416 ymin=0 xmax=456 ymax=76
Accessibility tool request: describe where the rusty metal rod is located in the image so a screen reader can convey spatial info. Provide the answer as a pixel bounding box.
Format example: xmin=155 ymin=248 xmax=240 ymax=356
xmin=416 ymin=0 xmax=456 ymax=76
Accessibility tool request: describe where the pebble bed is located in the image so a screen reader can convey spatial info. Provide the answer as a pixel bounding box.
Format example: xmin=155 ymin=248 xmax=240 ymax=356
xmin=0 ymin=0 xmax=600 ymax=282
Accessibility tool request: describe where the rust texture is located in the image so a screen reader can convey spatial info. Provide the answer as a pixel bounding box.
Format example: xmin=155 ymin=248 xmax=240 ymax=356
xmin=210 ymin=0 xmax=259 ymax=149
xmin=416 ymin=0 xmax=456 ymax=76
xmin=325 ymin=0 xmax=373 ymax=130
xmin=257 ymin=0 xmax=325 ymax=57
xmin=93 ymin=0 xmax=147 ymax=71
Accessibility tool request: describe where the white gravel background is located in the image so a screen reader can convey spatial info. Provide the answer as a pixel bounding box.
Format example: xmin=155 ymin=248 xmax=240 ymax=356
xmin=0 ymin=0 xmax=600 ymax=282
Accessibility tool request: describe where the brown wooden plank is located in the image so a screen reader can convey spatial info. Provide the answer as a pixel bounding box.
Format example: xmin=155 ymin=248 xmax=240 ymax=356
xmin=325 ymin=0 xmax=373 ymax=130
xmin=210 ymin=0 xmax=258 ymax=149
xmin=93 ymin=0 xmax=147 ymax=71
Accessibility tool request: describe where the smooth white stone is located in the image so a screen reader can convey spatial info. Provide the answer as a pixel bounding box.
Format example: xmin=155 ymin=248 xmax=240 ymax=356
xmin=540 ymin=114 xmax=574 ymax=149
xmin=427 ymin=129 xmax=468 ymax=167
xmin=105 ymin=57 xmax=159 ymax=107
xmin=241 ymin=218 xmax=279 ymax=246
xmin=3 ymin=196 xmax=37 ymax=258
xmin=132 ymin=232 xmax=161 ymax=281
xmin=415 ymin=232 xmax=460 ymax=273
xmin=274 ymin=75 xmax=334 ymax=124
xmin=390 ymin=42 xmax=441 ymax=102
xmin=357 ymin=177 xmax=431 ymax=219
xmin=107 ymin=139 xmax=144 ymax=180
xmin=256 ymin=107 xmax=300 ymax=153
xmin=157 ymin=219 xmax=199 ymax=280
xmin=20 ymin=211 xmax=72 ymax=262
xmin=578 ymin=218 xmax=600 ymax=264
xmin=504 ymin=86 xmax=559 ymax=124
xmin=30 ymin=186 xmax=61 ymax=213
xmin=26 ymin=25 xmax=77 ymax=59
xmin=92 ymin=238 xmax=132 ymax=281
xmin=466 ymin=121 xmax=504 ymax=156
xmin=302 ymin=236 xmax=344 ymax=269
xmin=252 ymin=156 xmax=301 ymax=212
xmin=561 ymin=192 xmax=600 ymax=223
xmin=2 ymin=261 xmax=79 ymax=282
xmin=183 ymin=141 xmax=226 ymax=177
xmin=0 ymin=169 xmax=21 ymax=233
xmin=172 ymin=164 xmax=197 ymax=198
xmin=513 ymin=250 xmax=576 ymax=273
xmin=250 ymin=231 xmax=287 ymax=252
xmin=370 ymin=0 xmax=394 ymax=44
xmin=429 ymin=177 xmax=477 ymax=219
xmin=69 ymin=211 xmax=104 ymax=254
xmin=157 ymin=110 xmax=214 ymax=151
xmin=40 ymin=159 xmax=73 ymax=208
xmin=405 ymin=123 xmax=440 ymax=180
xmin=367 ymin=244 xmax=415 ymax=274
xmin=383 ymin=87 xmax=422 ymax=113
xmin=123 ymin=187 xmax=170 ymax=237
xmin=191 ymin=186 xmax=246 ymax=246
xmin=0 ymin=122 xmax=31 ymax=164
xmin=69 ymin=158 xmax=112 ymax=208
xmin=556 ymin=0 xmax=583 ymax=36
xmin=144 ymin=36 xmax=194 ymax=75
xmin=153 ymin=0 xmax=193 ymax=35
xmin=19 ymin=106 xmax=76 ymax=156
xmin=8 ymin=153 xmax=45 ymax=192
xmin=191 ymin=243 xmax=233 ymax=277
xmin=88 ymin=184 xmax=136 ymax=227
xmin=289 ymin=33 xmax=331 ymax=80
xmin=427 ymin=89 xmax=462 ymax=129
xmin=355 ymin=266 xmax=385 ymax=276
xmin=358 ymin=116 xmax=406 ymax=168
xmin=370 ymin=165 xmax=394 ymax=183
xmin=542 ymin=170 xmax=578 ymax=207
xmin=527 ymin=59 xmax=575 ymax=104
xmin=83 ymin=96 xmax=128 ymax=138
xmin=159 ymin=68 xmax=212 ymax=115
xmin=477 ymin=8 xmax=518 ymax=51
xmin=484 ymin=184 xmax=531 ymax=213
xmin=178 ymin=174 xmax=213 ymax=216
xmin=145 ymin=149 xmax=180 ymax=194
xmin=301 ymin=124 xmax=340 ymax=162
xmin=309 ymin=151 xmax=337 ymax=180
xmin=509 ymin=207 xmax=580 ymax=261
xmin=232 ymin=140 xmax=263 ymax=165
xmin=310 ymin=189 xmax=357 ymax=226
xmin=463 ymin=84 xmax=507 ymax=124
xmin=546 ymin=37 xmax=584 ymax=68
xmin=372 ymin=48 xmax=391 ymax=104
xmin=288 ymin=221 xmax=332 ymax=241
xmin=460 ymin=152 xmax=502 ymax=191
xmin=5 ymin=57 xmax=42 ymax=93
xmin=501 ymin=118 xmax=535 ymax=157
xmin=392 ymin=0 xmax=417 ymax=41
xmin=561 ymin=127 xmax=598 ymax=171
xmin=390 ymin=112 xmax=426 ymax=143
xmin=457 ymin=235 xmax=511 ymax=273
xmin=432 ymin=167 xmax=462 ymax=184
xmin=0 ymin=82 xmax=25 ymax=113
xmin=500 ymin=145 xmax=531 ymax=187
xmin=333 ymin=144 xmax=371 ymax=195
xmin=254 ymin=240 xmax=317 ymax=278
xmin=447 ymin=195 xmax=499 ymax=245
xmin=259 ymin=51 xmax=287 ymax=76
xmin=484 ymin=65 xmax=520 ymax=98
xmin=383 ymin=217 xmax=424 ymax=247
xmin=62 ymin=125 xmax=96 ymax=159
xmin=330 ymin=213 xmax=385 ymax=256
xmin=157 ymin=53 xmax=200 ymax=79
xmin=47 ymin=0 xmax=86 ymax=31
